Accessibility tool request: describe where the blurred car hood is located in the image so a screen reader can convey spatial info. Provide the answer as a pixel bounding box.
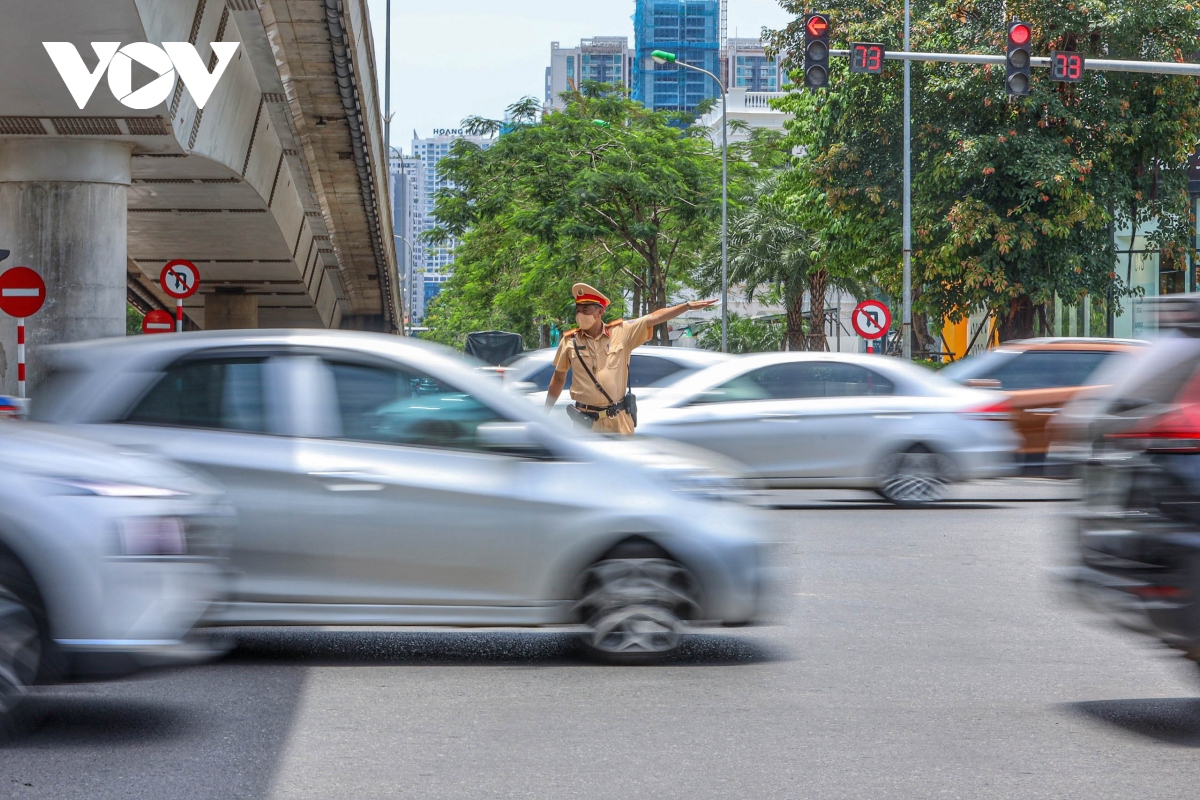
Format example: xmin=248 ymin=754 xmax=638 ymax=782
xmin=571 ymin=430 xmax=754 ymax=480
xmin=0 ymin=422 xmax=220 ymax=496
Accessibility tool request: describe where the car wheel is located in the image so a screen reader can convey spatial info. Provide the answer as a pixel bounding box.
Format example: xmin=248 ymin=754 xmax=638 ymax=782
xmin=877 ymin=445 xmax=949 ymax=508
xmin=0 ymin=557 xmax=42 ymax=717
xmin=575 ymin=549 xmax=700 ymax=665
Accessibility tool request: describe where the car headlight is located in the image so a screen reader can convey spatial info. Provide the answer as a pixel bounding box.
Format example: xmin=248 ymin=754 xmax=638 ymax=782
xmin=44 ymin=478 xmax=187 ymax=498
xmin=656 ymin=467 xmax=752 ymax=503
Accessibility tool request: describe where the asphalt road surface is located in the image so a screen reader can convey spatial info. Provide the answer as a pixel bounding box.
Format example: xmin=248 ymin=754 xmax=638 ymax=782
xmin=6 ymin=479 xmax=1200 ymax=799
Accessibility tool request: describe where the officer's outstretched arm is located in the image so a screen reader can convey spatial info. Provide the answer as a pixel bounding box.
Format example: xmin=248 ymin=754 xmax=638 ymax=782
xmin=545 ymin=369 xmax=568 ymax=410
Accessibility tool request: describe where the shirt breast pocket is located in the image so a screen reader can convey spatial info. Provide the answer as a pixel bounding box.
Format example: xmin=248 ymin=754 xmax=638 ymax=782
xmin=605 ymin=342 xmax=626 ymax=371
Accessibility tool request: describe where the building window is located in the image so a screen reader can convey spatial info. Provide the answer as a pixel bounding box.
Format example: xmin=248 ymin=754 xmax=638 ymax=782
xmin=1161 ymin=248 xmax=1186 ymax=295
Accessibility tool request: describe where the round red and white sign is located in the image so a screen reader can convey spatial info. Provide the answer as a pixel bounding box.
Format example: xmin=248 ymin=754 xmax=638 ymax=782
xmin=0 ymin=267 xmax=46 ymax=318
xmin=160 ymin=260 xmax=200 ymax=299
xmin=851 ymin=299 xmax=891 ymax=340
xmin=141 ymin=309 xmax=175 ymax=334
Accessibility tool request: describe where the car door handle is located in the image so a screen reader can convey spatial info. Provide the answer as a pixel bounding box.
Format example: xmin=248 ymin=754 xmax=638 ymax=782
xmin=1027 ymin=407 xmax=1060 ymax=415
xmin=308 ymin=470 xmax=385 ymax=491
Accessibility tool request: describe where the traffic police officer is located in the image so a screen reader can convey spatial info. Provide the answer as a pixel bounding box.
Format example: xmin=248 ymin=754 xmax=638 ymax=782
xmin=544 ymin=283 xmax=718 ymax=435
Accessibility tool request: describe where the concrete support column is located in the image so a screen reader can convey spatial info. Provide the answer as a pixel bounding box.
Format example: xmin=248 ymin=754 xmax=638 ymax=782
xmin=205 ymin=293 xmax=259 ymax=329
xmin=0 ymin=139 xmax=132 ymax=394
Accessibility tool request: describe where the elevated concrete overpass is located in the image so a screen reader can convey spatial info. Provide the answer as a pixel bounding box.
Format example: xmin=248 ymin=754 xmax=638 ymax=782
xmin=0 ymin=0 xmax=400 ymax=389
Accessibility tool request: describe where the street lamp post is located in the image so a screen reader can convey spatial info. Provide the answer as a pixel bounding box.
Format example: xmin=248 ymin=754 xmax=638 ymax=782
xmin=393 ymin=233 xmax=412 ymax=335
xmin=652 ymin=50 xmax=728 ymax=353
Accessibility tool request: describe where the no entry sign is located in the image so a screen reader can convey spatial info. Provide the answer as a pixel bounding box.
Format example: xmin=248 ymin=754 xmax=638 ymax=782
xmin=0 ymin=266 xmax=46 ymax=399
xmin=141 ymin=309 xmax=175 ymax=334
xmin=160 ymin=260 xmax=200 ymax=299
xmin=852 ymin=299 xmax=891 ymax=340
xmin=0 ymin=267 xmax=46 ymax=318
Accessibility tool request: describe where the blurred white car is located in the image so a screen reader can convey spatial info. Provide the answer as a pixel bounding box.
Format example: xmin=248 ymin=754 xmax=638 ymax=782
xmin=0 ymin=423 xmax=226 ymax=716
xmin=33 ymin=331 xmax=768 ymax=663
xmin=637 ymin=353 xmax=1020 ymax=506
xmin=501 ymin=346 xmax=731 ymax=411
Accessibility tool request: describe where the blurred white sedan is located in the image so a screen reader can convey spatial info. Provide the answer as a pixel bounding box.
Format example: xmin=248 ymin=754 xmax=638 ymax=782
xmin=501 ymin=346 xmax=730 ymax=411
xmin=0 ymin=423 xmax=227 ymax=717
xmin=637 ymin=353 xmax=1020 ymax=506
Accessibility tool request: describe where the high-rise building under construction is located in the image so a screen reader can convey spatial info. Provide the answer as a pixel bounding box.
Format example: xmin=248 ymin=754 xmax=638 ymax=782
xmin=632 ymin=0 xmax=723 ymax=113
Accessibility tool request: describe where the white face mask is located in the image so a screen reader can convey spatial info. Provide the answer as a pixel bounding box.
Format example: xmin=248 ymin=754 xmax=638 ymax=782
xmin=576 ymin=312 xmax=596 ymax=330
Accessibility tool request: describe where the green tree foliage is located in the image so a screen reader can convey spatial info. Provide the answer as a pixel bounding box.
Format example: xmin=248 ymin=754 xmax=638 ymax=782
xmin=425 ymin=91 xmax=732 ymax=348
xmin=696 ymin=312 xmax=783 ymax=353
xmin=770 ymin=0 xmax=1200 ymax=341
xmin=126 ymin=304 xmax=143 ymax=335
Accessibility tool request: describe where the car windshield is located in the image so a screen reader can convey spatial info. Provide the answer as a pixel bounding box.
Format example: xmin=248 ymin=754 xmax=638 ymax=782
xmin=940 ymin=350 xmax=1020 ymax=383
xmin=943 ymin=348 xmax=1117 ymax=390
xmin=645 ymin=366 xmax=702 ymax=388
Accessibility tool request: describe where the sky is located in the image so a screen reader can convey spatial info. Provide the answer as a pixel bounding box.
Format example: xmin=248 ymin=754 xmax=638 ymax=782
xmin=364 ymin=0 xmax=795 ymax=153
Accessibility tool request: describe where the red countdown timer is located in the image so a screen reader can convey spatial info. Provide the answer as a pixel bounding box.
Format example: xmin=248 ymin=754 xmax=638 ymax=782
xmin=1050 ymin=50 xmax=1085 ymax=82
xmin=849 ymin=43 xmax=885 ymax=74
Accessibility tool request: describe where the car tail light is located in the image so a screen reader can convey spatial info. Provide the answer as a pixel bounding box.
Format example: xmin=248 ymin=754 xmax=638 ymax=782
xmin=962 ymin=400 xmax=1011 ymax=421
xmin=1104 ymin=367 xmax=1200 ymax=453
xmin=1107 ymin=404 xmax=1200 ymax=452
xmin=119 ymin=517 xmax=187 ymax=556
xmin=1126 ymin=584 xmax=1190 ymax=600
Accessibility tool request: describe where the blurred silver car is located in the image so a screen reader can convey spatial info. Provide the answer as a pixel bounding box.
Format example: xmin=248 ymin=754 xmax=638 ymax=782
xmin=502 ymin=345 xmax=731 ymax=411
xmin=0 ymin=423 xmax=226 ymax=715
xmin=637 ymin=353 xmax=1020 ymax=506
xmin=32 ymin=330 xmax=767 ymax=663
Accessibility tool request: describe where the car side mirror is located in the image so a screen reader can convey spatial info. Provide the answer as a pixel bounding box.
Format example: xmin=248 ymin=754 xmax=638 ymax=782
xmin=476 ymin=422 xmax=552 ymax=458
xmin=965 ymin=378 xmax=1002 ymax=389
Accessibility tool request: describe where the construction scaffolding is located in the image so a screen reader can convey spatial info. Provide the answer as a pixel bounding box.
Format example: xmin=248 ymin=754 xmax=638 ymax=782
xmin=719 ymin=0 xmax=728 ymax=86
xmin=632 ymin=0 xmax=723 ymax=112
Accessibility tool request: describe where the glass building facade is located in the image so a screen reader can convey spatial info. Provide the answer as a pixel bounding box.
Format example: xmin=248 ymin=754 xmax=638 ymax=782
xmin=632 ymin=0 xmax=721 ymax=113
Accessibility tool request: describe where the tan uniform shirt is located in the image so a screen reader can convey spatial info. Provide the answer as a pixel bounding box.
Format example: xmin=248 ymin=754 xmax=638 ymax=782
xmin=553 ymin=316 xmax=654 ymax=435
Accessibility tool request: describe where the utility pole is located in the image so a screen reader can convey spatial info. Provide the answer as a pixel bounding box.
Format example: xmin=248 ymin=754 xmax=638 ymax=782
xmin=901 ymin=0 xmax=912 ymax=360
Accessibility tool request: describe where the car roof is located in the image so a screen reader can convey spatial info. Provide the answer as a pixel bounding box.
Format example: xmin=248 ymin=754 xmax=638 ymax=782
xmin=643 ymin=350 xmax=963 ymax=404
xmin=505 ymin=345 xmax=731 ymax=371
xmin=42 ymin=329 xmax=488 ymax=377
xmin=993 ymin=337 xmax=1148 ymax=352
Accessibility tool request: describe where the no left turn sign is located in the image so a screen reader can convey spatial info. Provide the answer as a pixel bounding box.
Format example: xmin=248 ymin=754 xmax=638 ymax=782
xmin=160 ymin=260 xmax=200 ymax=299
xmin=851 ymin=299 xmax=891 ymax=340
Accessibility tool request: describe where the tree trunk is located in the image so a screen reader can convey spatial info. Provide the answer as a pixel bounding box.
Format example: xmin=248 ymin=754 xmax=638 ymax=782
xmin=784 ymin=283 xmax=805 ymax=351
xmin=647 ymin=259 xmax=670 ymax=345
xmin=539 ymin=323 xmax=550 ymax=349
xmin=806 ymin=268 xmax=828 ymax=351
xmin=998 ymin=295 xmax=1035 ymax=342
xmin=912 ymin=312 xmax=934 ymax=357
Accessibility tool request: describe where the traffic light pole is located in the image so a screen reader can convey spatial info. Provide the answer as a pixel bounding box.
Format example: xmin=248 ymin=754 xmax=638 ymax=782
xmin=828 ymin=46 xmax=1200 ymax=360
xmin=830 ymin=49 xmax=1200 ymax=76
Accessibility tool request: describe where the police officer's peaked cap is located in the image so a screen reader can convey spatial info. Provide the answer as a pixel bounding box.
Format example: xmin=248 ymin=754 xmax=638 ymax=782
xmin=572 ymin=283 xmax=609 ymax=309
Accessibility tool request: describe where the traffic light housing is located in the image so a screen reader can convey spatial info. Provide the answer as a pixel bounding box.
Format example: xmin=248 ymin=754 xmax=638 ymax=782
xmin=1006 ymin=21 xmax=1032 ymax=97
xmin=804 ymin=14 xmax=830 ymax=90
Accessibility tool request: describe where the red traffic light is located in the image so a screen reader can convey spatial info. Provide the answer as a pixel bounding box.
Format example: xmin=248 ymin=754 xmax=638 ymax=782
xmin=806 ymin=15 xmax=829 ymax=38
xmin=1008 ymin=23 xmax=1030 ymax=45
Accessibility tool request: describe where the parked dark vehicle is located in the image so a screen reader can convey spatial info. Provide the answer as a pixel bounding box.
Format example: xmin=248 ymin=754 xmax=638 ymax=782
xmin=1068 ymin=298 xmax=1200 ymax=666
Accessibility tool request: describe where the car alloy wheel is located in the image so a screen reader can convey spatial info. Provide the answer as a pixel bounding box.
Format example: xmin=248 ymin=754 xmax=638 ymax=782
xmin=878 ymin=446 xmax=948 ymax=508
xmin=0 ymin=582 xmax=40 ymax=715
xmin=575 ymin=557 xmax=700 ymax=664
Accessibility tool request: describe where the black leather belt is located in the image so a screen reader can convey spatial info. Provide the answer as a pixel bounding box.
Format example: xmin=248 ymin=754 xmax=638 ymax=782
xmin=574 ymin=398 xmax=629 ymax=418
